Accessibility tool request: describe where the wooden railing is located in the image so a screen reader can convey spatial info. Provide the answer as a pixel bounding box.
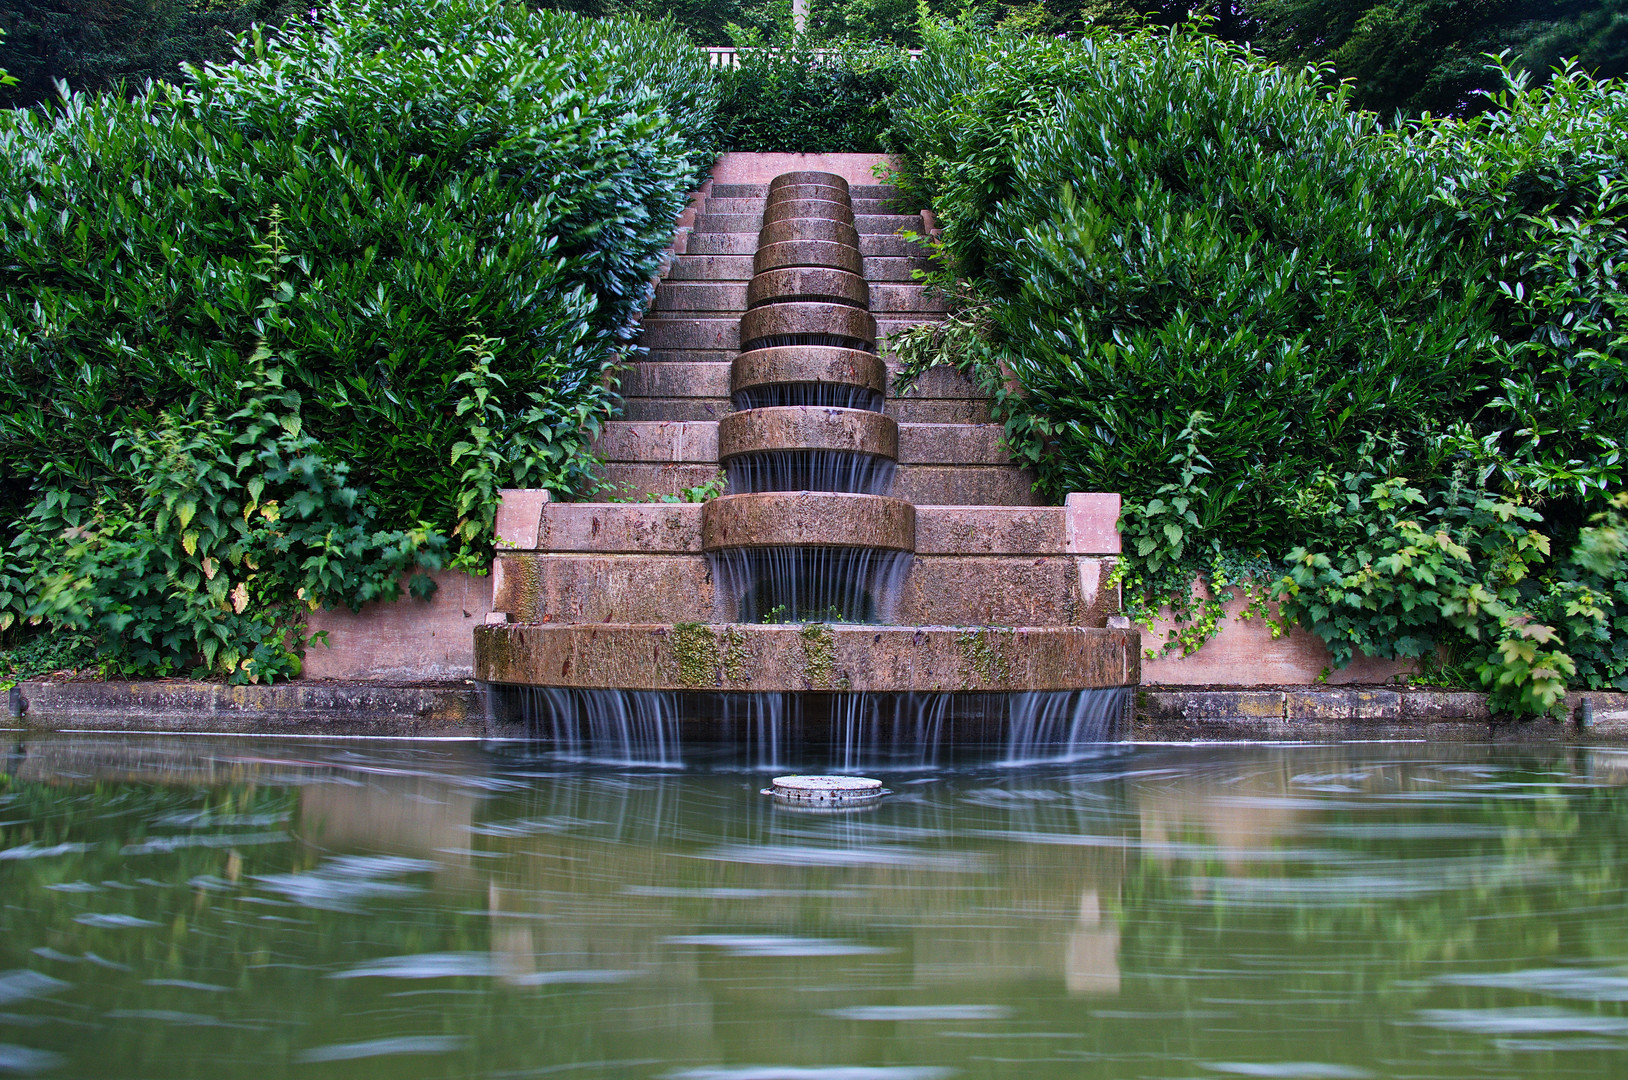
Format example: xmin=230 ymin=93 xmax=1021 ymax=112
xmin=704 ymin=46 xmax=922 ymax=68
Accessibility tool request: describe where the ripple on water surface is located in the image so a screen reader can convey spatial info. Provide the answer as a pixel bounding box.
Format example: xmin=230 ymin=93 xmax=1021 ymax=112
xmin=0 ymin=736 xmax=1623 ymax=1078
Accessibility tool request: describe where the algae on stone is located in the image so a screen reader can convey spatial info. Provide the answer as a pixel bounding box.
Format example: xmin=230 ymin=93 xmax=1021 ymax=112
xmin=671 ymin=622 xmax=720 ymax=688
xmin=958 ymin=627 xmax=1014 ymax=689
xmin=798 ymin=622 xmax=848 ymax=689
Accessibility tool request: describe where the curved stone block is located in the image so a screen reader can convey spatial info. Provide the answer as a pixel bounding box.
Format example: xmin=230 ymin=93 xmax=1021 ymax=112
xmin=731 ymin=346 xmax=886 ymax=398
xmin=753 ymin=240 xmax=863 ymax=277
xmin=758 ymin=217 xmax=860 ymax=250
xmin=701 ymin=492 xmax=915 ymax=551
xmin=765 ymin=183 xmax=849 ymax=207
xmin=769 ymin=170 xmax=849 ymax=193
xmin=739 ymin=302 xmax=877 ymax=351
xmin=763 ymin=199 xmax=855 ymax=227
xmin=475 ymin=623 xmax=1141 ymax=692
xmin=746 ymin=267 xmax=869 ymax=309
xmin=718 ymin=406 xmax=898 ymax=462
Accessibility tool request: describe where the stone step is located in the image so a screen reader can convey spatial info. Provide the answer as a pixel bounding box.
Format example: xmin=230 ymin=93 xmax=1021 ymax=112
xmin=695 ymin=213 xmax=923 ymax=235
xmin=493 ymin=552 xmax=1105 ymax=627
xmin=664 ymin=254 xmax=933 ymax=284
xmin=636 ymin=315 xmax=941 ymax=352
xmin=620 ymin=360 xmax=984 ymax=401
xmin=649 ymin=282 xmax=943 ymax=315
xmin=593 ymin=420 xmax=1013 ymax=467
xmin=686 ymin=233 xmax=926 ymax=257
xmin=593 ymin=462 xmax=1039 ymax=505
xmin=477 ymin=621 xmax=1137 ymax=693
xmin=710 ymin=183 xmax=897 ymax=200
xmin=510 ymin=502 xmax=1085 ymax=555
xmin=701 ymin=196 xmax=906 ymax=217
xmin=619 ymin=397 xmax=993 ymax=424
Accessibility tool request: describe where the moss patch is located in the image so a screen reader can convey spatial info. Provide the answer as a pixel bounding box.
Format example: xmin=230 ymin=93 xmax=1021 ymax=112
xmin=720 ymin=626 xmax=751 ymax=685
xmin=798 ymin=622 xmax=847 ymax=690
xmin=958 ymin=627 xmax=1013 ymax=689
xmin=672 ymin=622 xmax=720 ymax=689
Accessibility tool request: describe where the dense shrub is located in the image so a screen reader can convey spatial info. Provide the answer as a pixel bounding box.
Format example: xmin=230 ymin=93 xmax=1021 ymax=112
xmin=888 ymin=26 xmax=1628 ymax=713
xmin=0 ymin=0 xmax=718 ymax=681
xmin=718 ymin=33 xmax=911 ymax=152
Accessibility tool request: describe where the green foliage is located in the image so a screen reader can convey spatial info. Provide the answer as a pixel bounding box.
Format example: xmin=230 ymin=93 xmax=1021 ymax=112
xmin=0 ymin=0 xmax=717 ymax=679
xmin=1248 ymin=0 xmax=1628 ymax=118
xmin=717 ymin=30 xmax=914 ymax=151
xmin=887 ymin=26 xmax=1628 ymax=713
xmin=0 ymin=0 xmax=308 ymax=110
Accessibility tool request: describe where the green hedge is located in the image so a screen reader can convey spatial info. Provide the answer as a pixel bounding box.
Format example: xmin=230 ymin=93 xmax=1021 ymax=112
xmin=717 ymin=36 xmax=912 ymax=152
xmin=888 ymin=26 xmax=1628 ymax=713
xmin=0 ymin=0 xmax=718 ymax=682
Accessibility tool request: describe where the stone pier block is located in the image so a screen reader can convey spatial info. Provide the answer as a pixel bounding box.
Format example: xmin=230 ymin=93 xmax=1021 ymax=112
xmin=1065 ymin=493 xmax=1122 ymax=555
xmin=495 ymin=489 xmax=551 ymax=550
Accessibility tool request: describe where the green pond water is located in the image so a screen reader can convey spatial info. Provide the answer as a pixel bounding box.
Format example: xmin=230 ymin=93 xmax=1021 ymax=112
xmin=1 ymin=734 xmax=1627 ymax=1078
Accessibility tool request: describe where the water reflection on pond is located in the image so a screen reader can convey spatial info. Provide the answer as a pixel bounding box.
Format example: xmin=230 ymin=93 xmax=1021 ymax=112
xmin=1 ymin=734 xmax=1626 ymax=1078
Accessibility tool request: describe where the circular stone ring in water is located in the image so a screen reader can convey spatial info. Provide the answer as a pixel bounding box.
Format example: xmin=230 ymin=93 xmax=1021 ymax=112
xmin=766 ymin=775 xmax=885 ymax=804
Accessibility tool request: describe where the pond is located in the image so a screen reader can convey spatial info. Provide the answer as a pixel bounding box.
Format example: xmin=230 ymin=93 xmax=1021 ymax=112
xmin=1 ymin=734 xmax=1626 ymax=1078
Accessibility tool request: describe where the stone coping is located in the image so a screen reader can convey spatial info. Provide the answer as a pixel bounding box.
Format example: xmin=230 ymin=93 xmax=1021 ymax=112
xmin=474 ymin=623 xmax=1139 ymax=692
xmin=700 ymin=492 xmax=914 ymax=551
xmin=763 ymin=199 xmax=855 ymax=226
xmin=739 ymin=302 xmax=877 ymax=350
xmin=753 ymin=241 xmax=864 ymax=277
xmin=757 ymin=217 xmax=860 ymax=250
xmin=768 ymin=170 xmax=850 ymax=191
xmin=763 ymin=183 xmax=848 ymax=206
xmin=746 ymin=267 xmax=869 ymax=309
xmin=717 ymin=406 xmax=898 ymax=463
xmin=9 ymin=680 xmax=1624 ymax=739
xmin=731 ymin=346 xmax=886 ymax=397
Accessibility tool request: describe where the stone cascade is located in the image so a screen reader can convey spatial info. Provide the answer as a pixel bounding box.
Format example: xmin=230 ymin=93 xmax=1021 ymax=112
xmin=705 ymin=172 xmax=915 ymax=624
xmin=474 ymin=153 xmax=1138 ymax=751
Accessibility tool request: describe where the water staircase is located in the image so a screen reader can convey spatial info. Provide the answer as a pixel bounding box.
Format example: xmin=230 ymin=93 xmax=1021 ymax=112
xmin=474 ymin=155 xmax=1138 ymax=764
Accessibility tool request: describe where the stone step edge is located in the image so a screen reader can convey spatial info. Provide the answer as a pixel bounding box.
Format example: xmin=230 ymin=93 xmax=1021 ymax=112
xmin=494 ymin=491 xmax=1120 ymax=555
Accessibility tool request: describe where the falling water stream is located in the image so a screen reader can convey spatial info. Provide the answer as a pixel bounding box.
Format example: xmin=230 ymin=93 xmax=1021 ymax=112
xmin=2 ymin=734 xmax=1627 ymax=1078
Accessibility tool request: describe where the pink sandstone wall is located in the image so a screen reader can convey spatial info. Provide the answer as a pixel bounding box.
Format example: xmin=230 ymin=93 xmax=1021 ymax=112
xmin=708 ymin=152 xmax=901 ymax=187
xmin=302 ymin=570 xmax=493 ymax=681
xmin=1140 ymin=590 xmax=1414 ymax=686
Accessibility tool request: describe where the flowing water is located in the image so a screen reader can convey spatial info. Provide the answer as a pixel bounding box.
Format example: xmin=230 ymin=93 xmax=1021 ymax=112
xmin=724 ymin=451 xmax=897 ymax=496
xmin=3 ymin=734 xmax=1628 ymax=1078
xmin=707 ymin=547 xmax=915 ymax=622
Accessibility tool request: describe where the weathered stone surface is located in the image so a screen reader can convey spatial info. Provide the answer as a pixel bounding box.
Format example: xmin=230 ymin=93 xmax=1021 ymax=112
xmin=536 ymin=503 xmax=704 ymax=554
xmin=757 ymin=217 xmax=861 ymax=250
xmin=709 ymin=154 xmax=896 ymax=189
xmin=636 ymin=315 xmax=740 ymax=351
xmin=769 ymin=169 xmax=850 ymax=192
xmin=665 ymin=254 xmax=755 ymax=281
xmin=897 ymin=423 xmax=1012 ymax=465
xmin=869 ymin=283 xmax=947 ymax=314
xmin=492 ymin=554 xmax=714 ymax=624
xmin=475 ymin=623 xmax=1141 ymax=692
xmin=15 ymin=680 xmax=485 ymax=734
xmin=593 ymin=421 xmax=719 ymax=464
xmin=718 ymin=407 xmax=898 ymax=462
xmin=304 ymin=570 xmax=493 ymax=680
xmin=701 ymin=492 xmax=915 ymax=552
xmin=739 ymin=303 xmax=878 ymax=350
xmin=746 ymin=267 xmax=869 ymax=309
xmin=621 ymin=398 xmax=734 ymax=422
xmin=620 ymin=362 xmax=732 ymax=398
xmin=754 ymin=240 xmax=865 ymax=276
xmin=593 ymin=463 xmax=724 ymax=500
xmin=859 ymin=256 xmax=934 ymax=282
xmin=898 ymin=555 xmax=1083 ymax=626
xmin=649 ymin=282 xmax=746 ymax=313
xmin=855 ymin=214 xmax=924 ymax=235
xmin=731 ymin=347 xmax=886 ymax=398
xmin=1285 ymin=688 xmax=1403 ymax=721
xmin=688 ymin=232 xmax=918 ymax=258
xmin=896 ymin=465 xmax=1042 ymax=506
xmin=915 ymin=506 xmax=1065 ymax=554
xmin=763 ymin=199 xmax=855 ymax=227
xmin=494 ymin=488 xmax=551 ymax=550
xmin=888 ymin=364 xmax=986 ymax=399
xmin=1065 ymin=492 xmax=1122 ymax=555
xmin=764 ymin=183 xmax=848 ymax=206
